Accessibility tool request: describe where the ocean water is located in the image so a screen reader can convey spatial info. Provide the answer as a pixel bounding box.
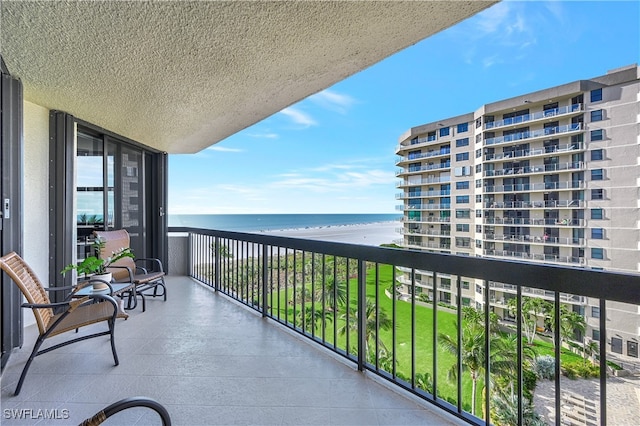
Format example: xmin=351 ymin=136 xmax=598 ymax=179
xmin=168 ymin=213 xmax=401 ymax=232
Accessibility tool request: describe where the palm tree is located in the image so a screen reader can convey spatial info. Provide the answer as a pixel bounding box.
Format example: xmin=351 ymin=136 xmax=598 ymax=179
xmin=507 ymin=297 xmax=550 ymax=344
xmin=338 ymin=299 xmax=393 ymax=362
xmin=438 ymin=322 xmax=486 ymax=416
xmin=315 ymin=277 xmax=347 ymax=311
xmin=296 ymin=307 xmax=333 ymax=332
xmin=490 ymin=392 xmax=547 ymax=426
xmin=583 ymin=339 xmax=599 ymax=366
xmin=560 ymin=310 xmax=586 ymax=346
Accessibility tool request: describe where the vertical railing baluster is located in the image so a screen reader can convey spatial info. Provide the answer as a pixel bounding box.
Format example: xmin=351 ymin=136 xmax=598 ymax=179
xmin=456 ymin=273 xmax=462 ymax=414
xmin=411 ymin=268 xmax=416 ymax=389
xmin=599 ymin=298 xmax=607 ymax=425
xmin=345 ymin=258 xmax=350 ymax=357
xmin=261 ymin=244 xmax=268 ymax=316
xmin=333 ymin=255 xmax=338 ymax=351
xmin=482 ymin=275 xmax=491 ymax=424
xmin=516 ymin=284 xmax=522 ymax=426
xmin=311 ymin=252 xmax=316 ymax=339
xmin=214 ymin=237 xmax=220 ymax=291
xmin=321 ymin=254 xmax=326 ymax=343
xmin=432 ymin=270 xmax=437 ymax=402
xmin=357 ymin=258 xmax=366 ymax=371
xmin=301 ymin=251 xmax=306 ymax=335
xmin=392 ymin=264 xmax=397 ymax=379
xmin=374 ymin=263 xmax=379 ymax=371
xmin=554 ymin=291 xmax=561 ymax=426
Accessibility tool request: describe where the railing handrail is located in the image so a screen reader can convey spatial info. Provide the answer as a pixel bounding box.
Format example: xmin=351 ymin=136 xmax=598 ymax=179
xmin=169 ymin=226 xmax=640 ymax=305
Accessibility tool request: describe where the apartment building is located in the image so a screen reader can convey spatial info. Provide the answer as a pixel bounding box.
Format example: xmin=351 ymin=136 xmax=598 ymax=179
xmin=395 ymin=64 xmax=640 ymax=360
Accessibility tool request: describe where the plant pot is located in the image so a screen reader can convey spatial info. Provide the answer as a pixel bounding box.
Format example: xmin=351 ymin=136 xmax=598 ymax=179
xmin=92 ymin=273 xmax=112 ymax=290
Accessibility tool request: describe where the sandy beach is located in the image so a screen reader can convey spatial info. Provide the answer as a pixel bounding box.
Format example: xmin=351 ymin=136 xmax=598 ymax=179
xmin=260 ymin=221 xmax=400 ymax=247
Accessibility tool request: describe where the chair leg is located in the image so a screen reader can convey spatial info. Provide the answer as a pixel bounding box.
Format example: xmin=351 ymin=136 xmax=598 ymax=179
xmin=109 ymin=318 xmax=119 ymax=366
xmin=15 ymin=337 xmax=45 ymax=395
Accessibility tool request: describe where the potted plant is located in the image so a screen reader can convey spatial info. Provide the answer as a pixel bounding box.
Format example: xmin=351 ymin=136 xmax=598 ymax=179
xmin=61 ymin=236 xmax=134 ymax=290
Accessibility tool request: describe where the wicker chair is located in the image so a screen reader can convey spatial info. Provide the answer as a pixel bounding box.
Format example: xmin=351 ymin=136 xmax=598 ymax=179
xmin=94 ymin=229 xmax=167 ymax=312
xmin=0 ymin=252 xmax=123 ymax=396
xmin=80 ymin=396 xmax=171 ymax=425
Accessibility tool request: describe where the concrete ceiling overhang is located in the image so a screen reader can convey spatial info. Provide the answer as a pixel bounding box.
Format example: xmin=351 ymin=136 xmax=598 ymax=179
xmin=1 ymin=1 xmax=496 ymax=154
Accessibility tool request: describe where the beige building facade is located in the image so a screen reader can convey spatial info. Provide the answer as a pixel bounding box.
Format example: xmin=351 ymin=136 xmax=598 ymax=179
xmin=395 ymin=64 xmax=640 ymax=360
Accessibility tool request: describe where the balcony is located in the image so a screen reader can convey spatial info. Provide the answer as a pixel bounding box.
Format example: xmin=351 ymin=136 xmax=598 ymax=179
xmin=484 ymin=142 xmax=585 ymax=162
xmin=484 ymin=181 xmax=586 ymax=193
xmin=483 ymin=217 xmax=585 ymax=227
xmin=396 ymin=162 xmax=452 ymax=176
xmin=483 ymin=104 xmax=584 ymax=130
xmin=483 ymin=123 xmax=582 ymax=147
xmin=396 ymin=149 xmax=451 ymax=165
xmin=484 ymin=199 xmax=584 ymax=209
xmin=4 ymin=228 xmax=640 ymax=425
xmin=483 ymin=249 xmax=585 ymax=266
xmin=483 ymin=162 xmax=584 ymax=177
xmin=484 ymin=233 xmax=585 ymax=246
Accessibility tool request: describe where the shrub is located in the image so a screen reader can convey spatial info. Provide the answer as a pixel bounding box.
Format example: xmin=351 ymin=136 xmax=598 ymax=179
xmin=534 ymin=355 xmax=555 ymax=380
xmin=418 ymin=293 xmax=430 ymax=303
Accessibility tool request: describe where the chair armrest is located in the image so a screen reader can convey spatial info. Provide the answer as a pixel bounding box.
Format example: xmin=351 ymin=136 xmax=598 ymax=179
xmin=134 ymin=257 xmax=164 ymax=273
xmin=22 ymin=300 xmax=73 ymax=309
xmin=42 ymin=285 xmax=77 ymax=292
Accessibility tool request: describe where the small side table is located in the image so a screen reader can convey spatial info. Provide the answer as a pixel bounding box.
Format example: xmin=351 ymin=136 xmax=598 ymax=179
xmin=74 ymin=282 xmax=137 ymax=311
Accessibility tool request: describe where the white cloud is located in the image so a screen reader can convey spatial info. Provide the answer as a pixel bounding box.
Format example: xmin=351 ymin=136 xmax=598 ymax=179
xmin=279 ymin=107 xmax=317 ymax=127
xmin=309 ymin=89 xmax=357 ymax=114
xmin=247 ymin=132 xmax=279 ymax=139
xmin=206 ymin=145 xmax=244 ymax=152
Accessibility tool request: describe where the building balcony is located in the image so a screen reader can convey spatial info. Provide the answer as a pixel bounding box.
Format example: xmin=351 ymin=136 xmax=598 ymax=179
xmin=396 ymin=149 xmax=451 ymax=166
xmin=488 ymin=282 xmax=587 ymax=305
xmin=484 ymin=233 xmax=585 ymax=246
xmin=398 ymin=227 xmax=451 ymax=237
xmin=483 ymin=161 xmax=584 ymax=177
xmin=483 ymin=199 xmax=584 ymax=209
xmin=484 ymin=142 xmax=585 ymax=162
xmin=483 ymin=103 xmax=583 ymax=130
xmin=396 ymin=190 xmax=451 ymax=199
xmin=484 ymin=181 xmax=586 ymax=193
xmin=4 ymin=228 xmax=640 ymax=426
xmin=483 ymin=123 xmax=582 ymax=147
xmin=483 ymin=249 xmax=585 ymax=266
xmin=397 ymin=176 xmax=452 ymax=187
xmin=399 ymin=203 xmax=452 ymax=211
xmin=402 ymin=216 xmax=452 ymax=224
xmin=483 ymin=217 xmax=585 ymax=227
xmin=396 ymin=162 xmax=452 ymax=176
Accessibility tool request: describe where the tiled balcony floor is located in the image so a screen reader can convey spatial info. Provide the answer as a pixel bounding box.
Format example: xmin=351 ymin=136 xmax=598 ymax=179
xmin=1 ymin=276 xmax=462 ymax=425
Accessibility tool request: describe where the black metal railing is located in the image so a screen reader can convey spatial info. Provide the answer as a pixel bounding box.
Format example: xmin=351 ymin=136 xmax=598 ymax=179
xmin=170 ymin=226 xmax=640 ymax=426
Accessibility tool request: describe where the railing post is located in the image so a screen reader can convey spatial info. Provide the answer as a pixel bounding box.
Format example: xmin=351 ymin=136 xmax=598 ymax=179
xmin=357 ymin=259 xmax=367 ymax=371
xmin=213 ymin=237 xmax=220 ymax=292
xmin=261 ymin=244 xmax=268 ymax=317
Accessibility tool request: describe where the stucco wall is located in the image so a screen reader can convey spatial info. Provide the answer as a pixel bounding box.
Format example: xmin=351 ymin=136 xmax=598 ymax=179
xmin=22 ymin=101 xmax=50 ymax=326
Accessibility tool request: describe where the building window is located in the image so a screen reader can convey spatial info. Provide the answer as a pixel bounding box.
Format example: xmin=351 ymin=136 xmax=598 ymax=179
xmin=591 ymin=149 xmax=604 ymax=161
xmin=457 ymin=123 xmax=468 ymax=133
xmin=456 ymin=224 xmax=470 ymax=232
xmin=456 ymin=181 xmax=469 ymax=190
xmin=456 ymin=195 xmax=469 ymax=204
xmin=591 ymin=109 xmax=603 ymax=122
xmin=475 ymin=209 xmax=482 ymax=218
xmin=592 ymin=329 xmax=600 ymax=341
xmin=590 ymin=88 xmax=603 ymax=102
xmin=591 ymin=169 xmax=604 ymax=180
xmin=456 ymin=209 xmax=471 ymax=219
xmin=591 ymin=129 xmax=603 ymax=141
xmin=427 ymin=131 xmax=436 ymax=141
xmin=591 ymin=306 xmax=600 ymax=318
xmin=456 ymin=137 xmax=469 ymax=147
xmin=476 ymin=179 xmax=482 ymax=188
xmin=439 ymin=127 xmax=450 ymax=137
xmin=628 ymin=341 xmax=639 ymax=358
xmin=591 ymin=228 xmax=604 ymax=239
xmin=591 ymin=208 xmax=604 ymax=219
xmin=611 ymin=337 xmax=623 ymax=354
xmin=591 ymin=248 xmax=604 ymax=259
xmin=475 ymin=164 xmax=482 ymax=173
xmin=476 ymin=148 xmax=482 ymax=158
xmin=476 ymin=225 xmax=482 ymax=233
xmin=591 ymin=188 xmax=604 ymax=200
xmin=462 ymin=281 xmax=470 ymax=290
xmin=456 ymin=152 xmax=469 ymax=161
xmin=475 ymin=194 xmax=482 ymax=203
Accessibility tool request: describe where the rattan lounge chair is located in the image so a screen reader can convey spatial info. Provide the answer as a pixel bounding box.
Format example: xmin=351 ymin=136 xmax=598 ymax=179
xmin=80 ymin=396 xmax=171 ymax=425
xmin=0 ymin=252 xmax=123 ymax=396
xmin=94 ymin=229 xmax=167 ymax=312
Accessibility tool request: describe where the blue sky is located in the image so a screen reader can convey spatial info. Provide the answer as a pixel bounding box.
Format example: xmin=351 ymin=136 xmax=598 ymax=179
xmin=168 ymin=0 xmax=639 ymax=215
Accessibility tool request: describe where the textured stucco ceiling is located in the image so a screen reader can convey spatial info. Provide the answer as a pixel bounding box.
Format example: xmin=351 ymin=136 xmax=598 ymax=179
xmin=1 ymin=1 xmax=496 ymax=154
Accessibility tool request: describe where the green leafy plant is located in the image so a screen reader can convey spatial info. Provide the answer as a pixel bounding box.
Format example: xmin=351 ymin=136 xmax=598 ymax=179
xmin=61 ymin=236 xmax=134 ymax=277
